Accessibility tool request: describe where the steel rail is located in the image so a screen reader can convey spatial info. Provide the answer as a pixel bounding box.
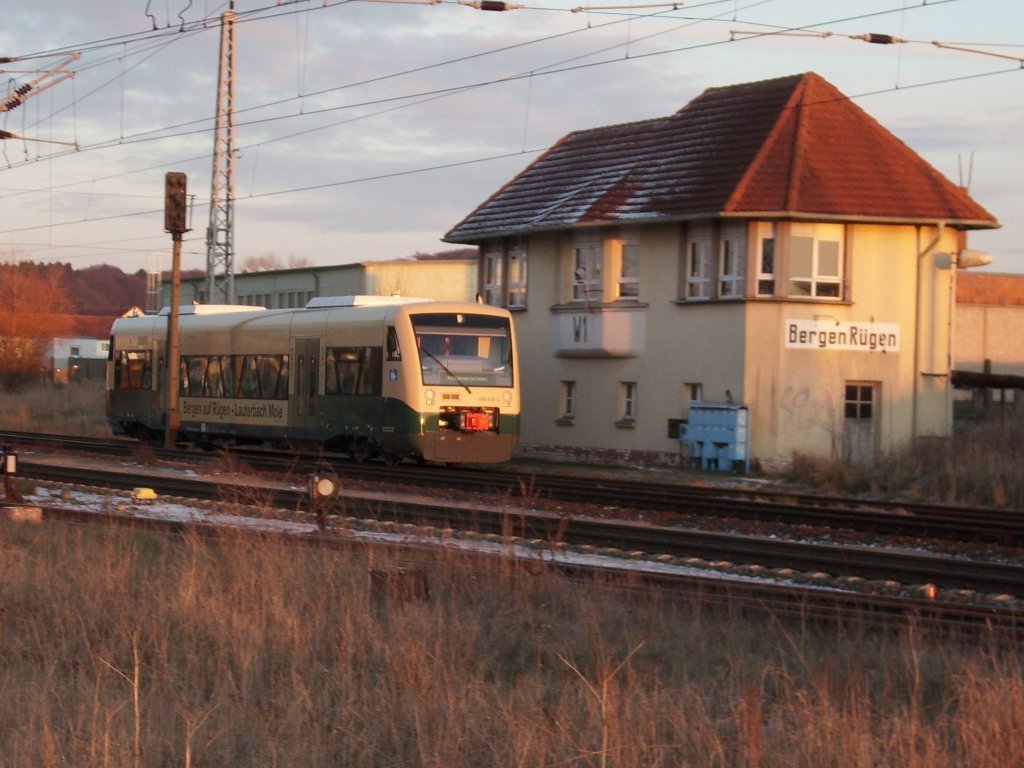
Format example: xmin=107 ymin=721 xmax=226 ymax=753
xmin=17 ymin=458 xmax=1024 ymax=597
xmin=21 ymin=499 xmax=1024 ymax=642
xmin=4 ymin=430 xmax=1021 ymax=545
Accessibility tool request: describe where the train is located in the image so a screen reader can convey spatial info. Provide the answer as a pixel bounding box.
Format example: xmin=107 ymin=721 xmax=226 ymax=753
xmin=106 ymin=296 xmax=520 ymax=464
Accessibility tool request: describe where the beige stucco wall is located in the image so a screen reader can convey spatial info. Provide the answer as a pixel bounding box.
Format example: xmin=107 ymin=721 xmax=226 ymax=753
xmin=741 ymin=224 xmax=956 ymax=461
xmin=507 ymin=220 xmax=960 ymax=466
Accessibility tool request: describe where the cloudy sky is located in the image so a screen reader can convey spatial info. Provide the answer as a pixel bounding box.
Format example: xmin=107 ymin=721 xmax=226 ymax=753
xmin=1 ymin=0 xmax=1021 ymax=276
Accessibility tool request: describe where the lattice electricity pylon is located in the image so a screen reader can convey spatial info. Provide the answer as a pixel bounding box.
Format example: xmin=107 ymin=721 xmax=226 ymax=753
xmin=205 ymin=5 xmax=236 ymax=305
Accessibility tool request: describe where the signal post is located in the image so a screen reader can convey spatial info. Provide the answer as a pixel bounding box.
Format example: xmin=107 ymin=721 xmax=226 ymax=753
xmin=164 ymin=172 xmax=190 ymax=448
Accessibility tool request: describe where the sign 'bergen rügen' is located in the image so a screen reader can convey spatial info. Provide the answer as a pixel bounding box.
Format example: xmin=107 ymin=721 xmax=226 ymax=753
xmin=785 ymin=319 xmax=900 ymax=352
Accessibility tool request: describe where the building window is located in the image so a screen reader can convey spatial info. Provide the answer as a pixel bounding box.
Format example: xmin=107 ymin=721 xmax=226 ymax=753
xmin=685 ymin=240 xmax=711 ymax=300
xmin=507 ymin=246 xmax=528 ymax=308
xmin=483 ymin=247 xmax=504 ymax=306
xmin=618 ymin=242 xmax=640 ymax=299
xmin=845 ymin=383 xmax=874 ymax=420
xmin=573 ymin=242 xmax=603 ymax=303
xmin=617 ymin=381 xmax=637 ymax=426
xmin=788 ymin=225 xmax=843 ymax=299
xmin=686 ymin=382 xmax=702 ymax=403
xmin=557 ymin=380 xmax=576 ymax=425
xmin=718 ymin=238 xmax=744 ymax=298
xmin=757 ymin=233 xmax=776 ymax=297
xmin=482 ymin=241 xmax=528 ymax=309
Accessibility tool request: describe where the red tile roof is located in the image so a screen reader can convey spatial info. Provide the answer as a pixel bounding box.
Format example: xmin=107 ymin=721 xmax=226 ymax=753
xmin=957 ymin=273 xmax=1024 ymax=306
xmin=446 ymin=73 xmax=997 ymax=242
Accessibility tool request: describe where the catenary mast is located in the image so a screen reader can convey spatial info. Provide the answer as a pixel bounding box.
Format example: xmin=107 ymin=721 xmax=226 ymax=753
xmin=205 ymin=1 xmax=236 ymax=304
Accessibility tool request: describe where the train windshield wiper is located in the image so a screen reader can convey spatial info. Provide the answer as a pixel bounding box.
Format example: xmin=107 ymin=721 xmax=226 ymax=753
xmin=421 ymin=349 xmax=472 ymax=394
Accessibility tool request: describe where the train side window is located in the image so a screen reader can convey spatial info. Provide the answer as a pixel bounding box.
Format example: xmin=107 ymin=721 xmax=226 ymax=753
xmin=116 ymin=350 xmax=151 ymax=390
xmin=325 ymin=349 xmax=341 ymax=395
xmin=327 ymin=348 xmax=362 ymax=395
xmin=239 ymin=356 xmax=261 ymax=398
xmin=277 ymin=356 xmax=289 ymax=399
xmin=187 ymin=357 xmax=208 ymax=396
xmin=361 ymin=347 xmax=383 ymax=396
xmin=205 ymin=357 xmax=224 ymax=397
xmin=326 ymin=347 xmax=382 ymax=396
xmin=386 ymin=326 xmax=401 ymax=361
xmin=258 ymin=355 xmax=289 ymax=400
xmin=218 ymin=356 xmax=234 ymax=397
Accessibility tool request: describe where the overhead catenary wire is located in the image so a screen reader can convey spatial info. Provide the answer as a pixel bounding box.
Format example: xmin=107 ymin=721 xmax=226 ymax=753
xmin=4 ymin=0 xmax=1010 ymax=171
xmin=728 ymin=27 xmax=1024 ymax=64
xmin=0 ymin=0 xmax=1017 ymax=260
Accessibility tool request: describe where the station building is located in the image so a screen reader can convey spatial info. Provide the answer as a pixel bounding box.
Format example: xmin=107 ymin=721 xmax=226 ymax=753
xmin=444 ymin=72 xmax=1000 ymax=468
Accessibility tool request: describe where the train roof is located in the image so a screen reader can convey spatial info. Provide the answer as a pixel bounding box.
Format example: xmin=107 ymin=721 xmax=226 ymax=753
xmin=112 ymin=297 xmax=511 ymax=338
xmin=157 ymin=304 xmax=266 ymax=316
xmin=305 ymin=295 xmax=431 ymax=308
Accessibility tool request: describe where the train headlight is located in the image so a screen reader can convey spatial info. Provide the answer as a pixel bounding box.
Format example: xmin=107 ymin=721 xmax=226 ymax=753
xmin=425 ymin=389 xmax=435 ymax=405
xmin=502 ymin=391 xmax=512 ymax=404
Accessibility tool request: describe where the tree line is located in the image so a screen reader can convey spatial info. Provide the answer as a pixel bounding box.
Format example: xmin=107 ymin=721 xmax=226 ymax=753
xmin=0 ymin=261 xmax=145 ymax=387
xmin=0 ymin=248 xmax=477 ymax=387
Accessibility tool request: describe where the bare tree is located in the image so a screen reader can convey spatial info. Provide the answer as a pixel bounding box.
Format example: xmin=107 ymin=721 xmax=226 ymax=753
xmin=0 ymin=261 xmax=74 ymax=387
xmin=240 ymin=253 xmax=312 ymax=273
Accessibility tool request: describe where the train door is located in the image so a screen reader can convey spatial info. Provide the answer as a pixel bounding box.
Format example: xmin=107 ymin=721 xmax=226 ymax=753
xmin=291 ymin=337 xmax=321 ymax=433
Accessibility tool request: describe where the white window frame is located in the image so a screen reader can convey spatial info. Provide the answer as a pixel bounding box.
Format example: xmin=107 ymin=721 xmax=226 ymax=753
xmin=787 ymin=224 xmax=844 ymax=299
xmin=718 ymin=237 xmax=744 ymax=298
xmin=573 ymin=242 xmax=603 ymax=303
xmin=685 ymin=240 xmax=712 ymax=300
xmin=560 ymin=380 xmax=576 ymax=420
xmin=483 ymin=247 xmax=504 ymax=307
xmin=507 ymin=245 xmax=527 ymax=309
xmin=618 ymin=241 xmax=640 ymax=300
xmin=619 ymin=381 xmax=637 ymax=423
xmin=756 ymin=223 xmax=776 ymax=297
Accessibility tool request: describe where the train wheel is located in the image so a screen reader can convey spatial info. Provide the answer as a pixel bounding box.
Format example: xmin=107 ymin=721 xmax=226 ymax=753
xmin=136 ymin=426 xmax=163 ymax=447
xmin=351 ymin=438 xmax=373 ymax=464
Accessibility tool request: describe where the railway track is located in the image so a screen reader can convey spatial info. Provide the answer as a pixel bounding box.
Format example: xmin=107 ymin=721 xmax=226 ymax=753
xmin=14 ymin=485 xmax=1024 ymax=642
xmin=5 ymin=430 xmax=1024 ymax=546
xmin=14 ymin=454 xmax=1024 ymax=599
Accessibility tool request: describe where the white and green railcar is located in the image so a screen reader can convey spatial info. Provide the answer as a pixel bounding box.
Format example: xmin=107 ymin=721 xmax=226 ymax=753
xmin=106 ymin=296 xmax=520 ymax=464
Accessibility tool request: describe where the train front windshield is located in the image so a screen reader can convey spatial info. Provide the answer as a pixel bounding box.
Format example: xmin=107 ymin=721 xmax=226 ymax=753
xmin=411 ymin=312 xmax=514 ymax=388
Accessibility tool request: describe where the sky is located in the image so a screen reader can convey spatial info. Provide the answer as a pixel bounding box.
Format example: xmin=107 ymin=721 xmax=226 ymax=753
xmin=1 ymin=0 xmax=1021 ymax=277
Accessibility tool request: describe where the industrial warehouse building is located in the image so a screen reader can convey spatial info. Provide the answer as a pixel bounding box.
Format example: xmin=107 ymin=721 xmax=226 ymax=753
xmin=158 ymin=257 xmax=476 ymax=311
xmin=445 ymin=72 xmax=1000 ymax=468
xmin=953 ymin=272 xmax=1024 ymax=412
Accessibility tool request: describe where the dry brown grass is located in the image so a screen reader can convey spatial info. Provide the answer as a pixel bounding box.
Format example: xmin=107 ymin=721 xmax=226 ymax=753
xmin=0 ymin=379 xmax=111 ymax=437
xmin=0 ymin=520 xmax=1021 ymax=767
xmin=785 ymin=409 xmax=1024 ymax=508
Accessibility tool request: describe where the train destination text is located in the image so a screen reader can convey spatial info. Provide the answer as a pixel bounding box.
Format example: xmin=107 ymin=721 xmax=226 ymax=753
xmin=181 ymin=399 xmax=286 ymax=424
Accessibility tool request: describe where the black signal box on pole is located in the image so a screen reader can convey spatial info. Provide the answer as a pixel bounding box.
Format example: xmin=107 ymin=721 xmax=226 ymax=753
xmin=164 ymin=171 xmax=189 ymax=234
